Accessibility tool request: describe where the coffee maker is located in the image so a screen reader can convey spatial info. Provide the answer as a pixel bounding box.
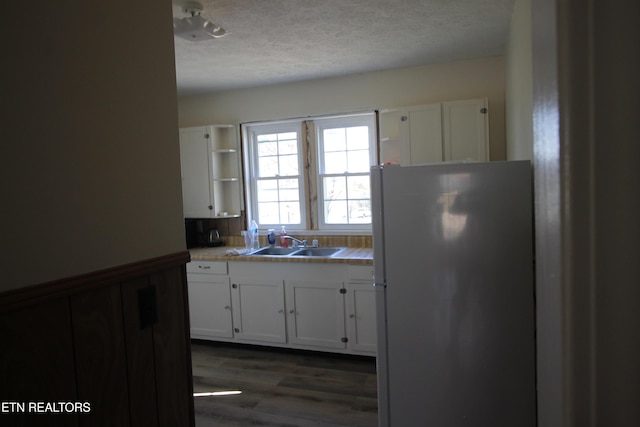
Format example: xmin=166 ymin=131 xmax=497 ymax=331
xmin=184 ymin=219 xmax=224 ymax=248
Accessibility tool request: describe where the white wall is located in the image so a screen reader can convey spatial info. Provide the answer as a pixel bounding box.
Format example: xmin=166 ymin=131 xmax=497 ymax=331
xmin=1 ymin=0 xmax=185 ymax=291
xmin=178 ymin=57 xmax=507 ymax=160
xmin=505 ymin=0 xmax=534 ymax=160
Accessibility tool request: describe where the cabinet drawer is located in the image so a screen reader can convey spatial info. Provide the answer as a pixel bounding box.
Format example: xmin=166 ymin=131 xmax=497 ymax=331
xmin=187 ymin=261 xmax=228 ymax=275
xmin=348 ymin=265 xmax=374 ymax=282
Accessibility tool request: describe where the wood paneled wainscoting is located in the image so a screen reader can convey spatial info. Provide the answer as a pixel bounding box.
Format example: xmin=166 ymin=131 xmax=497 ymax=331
xmin=0 ymin=252 xmax=195 ymax=427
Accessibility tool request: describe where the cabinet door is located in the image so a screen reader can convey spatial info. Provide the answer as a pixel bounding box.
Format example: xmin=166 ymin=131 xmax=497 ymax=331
xmin=345 ymin=283 xmax=377 ymax=353
xmin=379 ymin=109 xmax=401 ymax=164
xmin=400 ymin=104 xmax=443 ymax=166
xmin=187 ymin=275 xmax=233 ymax=339
xmin=442 ymin=98 xmax=489 ymax=161
xmin=179 ymin=126 xmax=214 ymax=218
xmin=230 ymin=278 xmax=286 ymax=343
xmin=285 ymin=280 xmax=346 ymax=349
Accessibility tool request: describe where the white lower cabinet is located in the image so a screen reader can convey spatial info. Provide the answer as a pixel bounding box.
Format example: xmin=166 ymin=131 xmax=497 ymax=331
xmin=345 ymin=283 xmax=377 ymax=353
xmin=186 ymin=261 xmax=233 ymax=339
xmin=230 ymin=277 xmax=286 ymax=344
xmin=345 ymin=265 xmax=377 ymax=353
xmin=285 ymin=280 xmax=346 ymax=349
xmin=186 ymin=260 xmax=376 ymax=355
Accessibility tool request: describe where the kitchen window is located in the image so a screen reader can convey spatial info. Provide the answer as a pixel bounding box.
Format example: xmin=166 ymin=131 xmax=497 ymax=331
xmin=243 ymin=112 xmax=377 ymax=232
xmin=244 ymin=121 xmax=306 ymax=227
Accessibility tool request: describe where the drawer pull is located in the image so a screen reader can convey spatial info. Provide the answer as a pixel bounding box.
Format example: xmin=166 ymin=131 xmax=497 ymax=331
xmin=198 ymin=265 xmax=211 ymax=269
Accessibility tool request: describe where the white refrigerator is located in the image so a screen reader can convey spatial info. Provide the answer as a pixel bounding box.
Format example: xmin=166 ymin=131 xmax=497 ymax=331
xmin=371 ymin=161 xmax=536 ymax=427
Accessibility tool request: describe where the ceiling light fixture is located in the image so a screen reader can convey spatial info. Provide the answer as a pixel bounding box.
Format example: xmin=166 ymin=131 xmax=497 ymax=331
xmin=173 ymin=1 xmax=228 ymax=42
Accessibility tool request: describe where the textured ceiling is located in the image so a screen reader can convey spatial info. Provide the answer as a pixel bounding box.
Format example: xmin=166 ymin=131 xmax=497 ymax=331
xmin=172 ymin=0 xmax=515 ymax=96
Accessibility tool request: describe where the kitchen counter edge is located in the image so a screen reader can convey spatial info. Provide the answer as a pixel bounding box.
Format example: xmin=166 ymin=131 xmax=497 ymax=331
xmin=189 ymin=246 xmax=373 ymax=265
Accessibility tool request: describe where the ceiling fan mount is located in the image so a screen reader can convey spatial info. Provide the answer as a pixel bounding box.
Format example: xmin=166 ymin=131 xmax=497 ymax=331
xmin=173 ymin=1 xmax=228 ymax=42
xmin=181 ymin=1 xmax=204 ymax=17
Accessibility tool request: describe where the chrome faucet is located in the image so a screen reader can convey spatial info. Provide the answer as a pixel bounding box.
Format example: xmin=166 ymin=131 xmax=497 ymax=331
xmin=283 ymin=236 xmax=307 ymax=248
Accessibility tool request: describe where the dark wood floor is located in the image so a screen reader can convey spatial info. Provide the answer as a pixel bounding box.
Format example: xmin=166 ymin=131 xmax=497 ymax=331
xmin=191 ymin=340 xmax=379 ymax=426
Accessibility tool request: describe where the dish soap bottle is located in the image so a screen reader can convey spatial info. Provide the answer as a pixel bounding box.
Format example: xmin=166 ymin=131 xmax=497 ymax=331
xmin=280 ymin=225 xmax=288 ymax=248
xmin=267 ymin=229 xmax=276 ymax=245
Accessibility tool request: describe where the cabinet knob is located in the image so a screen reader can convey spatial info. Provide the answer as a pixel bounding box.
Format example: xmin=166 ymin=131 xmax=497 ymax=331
xmin=289 ymin=309 xmax=295 ymax=314
xmin=224 ymin=305 xmax=231 ymax=310
xmin=208 ymin=205 xmax=213 ymax=210
xmin=349 ymin=314 xmax=355 ymax=319
xmin=278 ymin=309 xmax=284 ymax=314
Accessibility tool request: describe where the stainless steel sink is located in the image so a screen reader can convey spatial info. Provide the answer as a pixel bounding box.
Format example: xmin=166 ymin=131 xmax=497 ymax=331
xmin=290 ymin=247 xmax=344 ymax=257
xmin=249 ymin=246 xmax=345 ymax=257
xmin=250 ymin=247 xmax=299 ymax=256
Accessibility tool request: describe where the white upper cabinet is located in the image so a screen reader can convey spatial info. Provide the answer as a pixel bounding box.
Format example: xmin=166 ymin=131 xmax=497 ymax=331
xmin=179 ymin=126 xmax=213 ymax=218
xmin=378 ymin=108 xmax=402 ymax=165
xmin=379 ymin=98 xmax=489 ymax=166
xmin=442 ymin=98 xmax=490 ymax=162
xmin=179 ymin=125 xmax=242 ymax=218
xmin=400 ymin=103 xmax=443 ymax=166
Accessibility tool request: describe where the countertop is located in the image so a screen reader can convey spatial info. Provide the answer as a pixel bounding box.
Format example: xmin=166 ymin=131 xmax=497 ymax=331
xmin=189 ymin=246 xmax=373 ymax=265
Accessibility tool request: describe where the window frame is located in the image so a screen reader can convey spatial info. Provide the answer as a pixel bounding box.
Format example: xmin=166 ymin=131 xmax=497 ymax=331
xmin=314 ymin=114 xmax=377 ymax=231
xmin=243 ymin=120 xmax=308 ymax=231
